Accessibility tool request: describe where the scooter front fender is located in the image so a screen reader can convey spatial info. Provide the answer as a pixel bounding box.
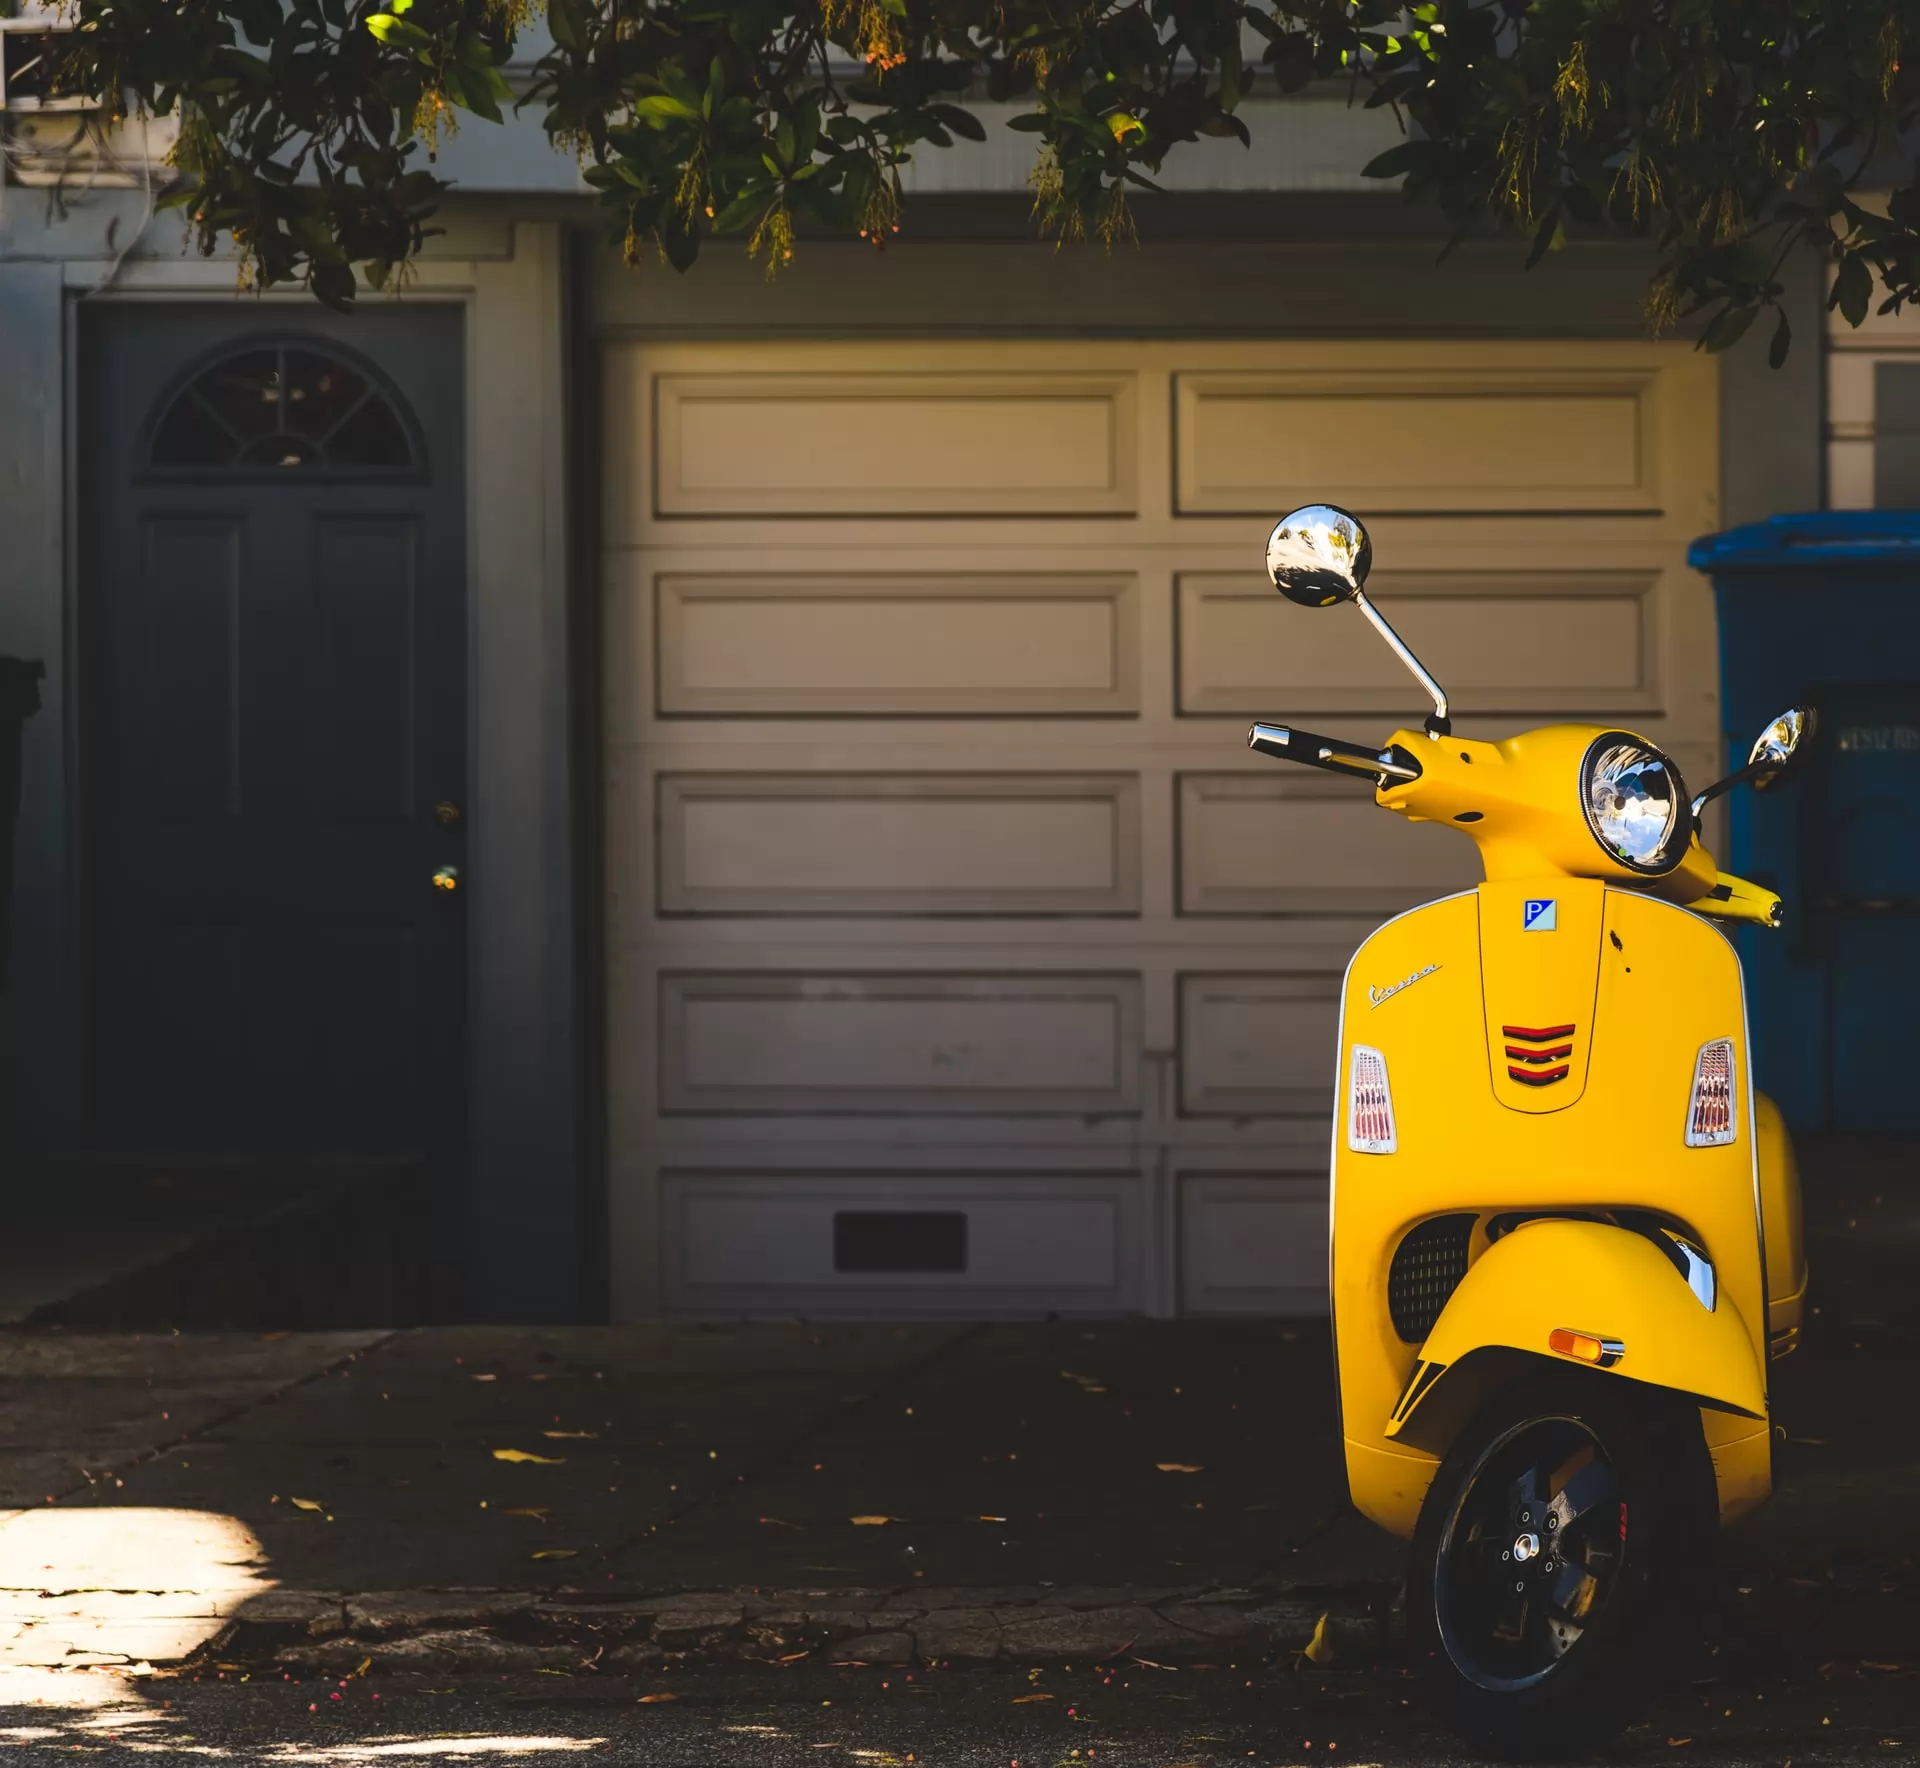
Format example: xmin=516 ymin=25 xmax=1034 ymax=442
xmin=1387 ymin=1219 xmax=1767 ymax=1456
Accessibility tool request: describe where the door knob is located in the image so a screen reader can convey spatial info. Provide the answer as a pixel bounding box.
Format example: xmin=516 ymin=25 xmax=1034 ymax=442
xmin=431 ymin=865 xmax=460 ymax=893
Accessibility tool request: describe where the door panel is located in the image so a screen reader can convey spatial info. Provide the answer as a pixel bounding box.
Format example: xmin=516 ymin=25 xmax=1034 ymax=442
xmin=82 ymin=306 xmax=466 ymax=1157
xmin=603 ymin=337 xmax=1720 ymax=1318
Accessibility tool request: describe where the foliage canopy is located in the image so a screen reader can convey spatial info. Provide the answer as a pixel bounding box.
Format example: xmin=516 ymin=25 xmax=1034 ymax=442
xmin=49 ymin=0 xmax=1920 ymax=355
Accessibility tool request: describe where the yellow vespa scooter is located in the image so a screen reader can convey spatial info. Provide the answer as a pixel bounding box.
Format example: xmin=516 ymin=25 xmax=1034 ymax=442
xmin=1250 ymin=506 xmax=1811 ymax=1755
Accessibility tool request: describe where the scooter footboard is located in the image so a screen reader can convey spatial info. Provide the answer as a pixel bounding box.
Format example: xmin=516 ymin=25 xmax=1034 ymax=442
xmin=1388 ymin=1218 xmax=1768 ymax=1458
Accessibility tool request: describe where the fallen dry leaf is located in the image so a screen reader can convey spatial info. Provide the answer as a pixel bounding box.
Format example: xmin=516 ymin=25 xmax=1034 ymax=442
xmin=760 ymin=1516 xmax=803 ymax=1529
xmin=978 ymin=1515 xmax=1008 ymax=1523
xmin=1302 ymin=1613 xmax=1334 ymax=1667
xmin=290 ymin=1498 xmax=323 ymax=1512
xmin=1666 ymin=1739 xmax=1692 ymax=1748
xmin=472 ymin=1373 xmax=498 ymax=1383
xmin=530 ymin=1549 xmax=578 ymax=1560
xmin=1132 ymin=1657 xmax=1176 ymax=1671
xmin=493 ymin=1449 xmax=566 ymax=1465
xmin=1011 ymin=1693 xmax=1054 ymax=1704
xmin=351 ymin=1657 xmax=372 ymax=1679
xmin=1155 ymin=1464 xmax=1204 ymax=1474
xmin=637 ymin=1692 xmax=678 ymax=1704
xmin=501 ymin=1507 xmax=550 ymax=1520
xmin=849 ymin=1515 xmax=897 ymax=1526
xmin=543 ymin=1430 xmax=598 ymax=1440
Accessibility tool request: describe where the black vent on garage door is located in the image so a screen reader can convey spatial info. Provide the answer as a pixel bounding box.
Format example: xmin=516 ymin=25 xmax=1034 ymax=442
xmin=833 ymin=1211 xmax=968 ymax=1274
xmin=1387 ymin=1213 xmax=1477 ymax=1343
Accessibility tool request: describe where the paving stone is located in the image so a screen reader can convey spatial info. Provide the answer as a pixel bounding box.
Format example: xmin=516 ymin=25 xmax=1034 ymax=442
xmin=883 ymin=1585 xmax=1050 ymax=1611
xmin=831 ymin=1629 xmax=915 ymax=1664
xmin=280 ymin=1628 xmax=579 ymax=1674
xmin=1155 ymin=1600 xmax=1265 ymax=1640
xmin=650 ymin=1602 xmax=744 ymax=1646
xmin=344 ymin=1591 xmax=537 ymax=1634
xmin=996 ymin=1604 xmax=1176 ymax=1657
xmin=230 ymin=1590 xmax=340 ymax=1627
xmin=602 ymin=1640 xmax=666 ymax=1671
xmin=911 ymin=1608 xmax=1003 ymax=1660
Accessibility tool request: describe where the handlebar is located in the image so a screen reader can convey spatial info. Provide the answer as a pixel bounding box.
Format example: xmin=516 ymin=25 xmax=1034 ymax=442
xmin=1248 ymin=722 xmax=1422 ymax=786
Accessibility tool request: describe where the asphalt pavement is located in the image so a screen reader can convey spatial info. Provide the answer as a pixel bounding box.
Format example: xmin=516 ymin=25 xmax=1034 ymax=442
xmin=0 ymin=1651 xmax=1910 ymax=1766
xmin=0 ymin=1136 xmax=1907 ymax=1762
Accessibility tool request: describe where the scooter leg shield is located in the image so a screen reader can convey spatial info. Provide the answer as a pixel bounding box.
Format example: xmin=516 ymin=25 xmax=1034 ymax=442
xmin=1388 ymin=1219 xmax=1768 ymax=1460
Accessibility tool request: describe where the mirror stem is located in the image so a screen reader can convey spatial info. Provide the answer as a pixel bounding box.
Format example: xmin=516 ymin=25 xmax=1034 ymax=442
xmin=1689 ymin=760 xmax=1767 ymax=822
xmin=1352 ymin=588 xmax=1451 ymax=736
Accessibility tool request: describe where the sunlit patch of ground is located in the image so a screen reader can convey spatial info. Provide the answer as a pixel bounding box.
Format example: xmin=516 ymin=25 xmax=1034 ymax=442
xmin=0 ymin=1509 xmax=275 ymax=1668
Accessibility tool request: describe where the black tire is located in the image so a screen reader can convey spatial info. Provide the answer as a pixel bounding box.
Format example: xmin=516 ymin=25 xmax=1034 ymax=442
xmin=1407 ymin=1368 xmax=1715 ymax=1758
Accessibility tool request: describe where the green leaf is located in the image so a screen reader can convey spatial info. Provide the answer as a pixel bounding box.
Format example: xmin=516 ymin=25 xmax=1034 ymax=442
xmin=1831 ymin=250 xmax=1872 ymax=328
xmin=1768 ymin=306 xmax=1793 ymax=369
xmin=632 ymin=95 xmax=701 ymax=124
xmin=926 ymin=103 xmax=986 ymax=142
xmin=1005 ymin=113 xmax=1048 ymax=134
xmin=366 ymin=14 xmax=431 ymax=49
xmin=1524 ymin=201 xmax=1564 ymax=270
xmin=1700 ymin=303 xmax=1759 ymax=354
xmin=1362 ymin=140 xmax=1424 ymax=180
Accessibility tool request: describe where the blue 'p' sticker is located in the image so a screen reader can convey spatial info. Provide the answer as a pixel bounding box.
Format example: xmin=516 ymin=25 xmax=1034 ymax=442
xmin=1523 ymin=898 xmax=1558 ymax=932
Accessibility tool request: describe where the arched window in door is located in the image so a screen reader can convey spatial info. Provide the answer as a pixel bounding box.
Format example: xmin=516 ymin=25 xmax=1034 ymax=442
xmin=147 ymin=341 xmax=421 ymax=474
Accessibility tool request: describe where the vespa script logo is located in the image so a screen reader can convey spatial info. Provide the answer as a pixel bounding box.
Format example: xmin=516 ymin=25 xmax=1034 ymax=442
xmin=1369 ymin=963 xmax=1441 ymax=1010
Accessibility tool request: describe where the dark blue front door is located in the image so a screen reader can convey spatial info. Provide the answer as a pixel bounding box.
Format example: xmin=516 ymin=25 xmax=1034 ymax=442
xmin=83 ymin=305 xmax=466 ymax=1157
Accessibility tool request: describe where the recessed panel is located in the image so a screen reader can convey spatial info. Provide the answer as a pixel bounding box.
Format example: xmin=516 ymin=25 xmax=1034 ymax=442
xmin=1179 ymin=972 xmax=1341 ymax=1117
xmin=315 ymin=518 xmax=418 ymax=822
xmin=656 ymin=573 xmax=1137 ymax=716
xmin=662 ymin=1169 xmax=1143 ymax=1313
xmin=1179 ymin=773 xmax=1483 ymax=917
xmin=658 ymin=773 xmax=1140 ymax=915
xmin=1176 ymin=371 xmax=1654 ymax=514
xmin=655 ymin=373 xmax=1137 ymax=515
xmin=1179 ymin=571 xmax=1660 ymax=717
xmin=1178 ymin=1173 xmax=1329 ymax=1315
xmin=143 ymin=518 xmax=241 ymax=820
xmin=659 ymin=972 xmax=1141 ymax=1114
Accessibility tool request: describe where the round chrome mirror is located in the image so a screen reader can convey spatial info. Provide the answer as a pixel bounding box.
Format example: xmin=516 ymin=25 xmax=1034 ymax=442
xmin=1748 ymin=705 xmax=1816 ymax=787
xmin=1265 ymin=504 xmax=1372 ymax=608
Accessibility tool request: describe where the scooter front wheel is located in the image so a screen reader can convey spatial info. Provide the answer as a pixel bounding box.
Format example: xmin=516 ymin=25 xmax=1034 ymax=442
xmin=1408 ymin=1369 xmax=1713 ymax=1758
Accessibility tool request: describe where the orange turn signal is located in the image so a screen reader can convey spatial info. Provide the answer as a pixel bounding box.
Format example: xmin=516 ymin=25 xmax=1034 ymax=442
xmin=1549 ymin=1328 xmax=1624 ymax=1368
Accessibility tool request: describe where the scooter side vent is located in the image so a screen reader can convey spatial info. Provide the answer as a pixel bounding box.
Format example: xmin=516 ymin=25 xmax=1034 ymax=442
xmin=1387 ymin=1213 xmax=1478 ymax=1343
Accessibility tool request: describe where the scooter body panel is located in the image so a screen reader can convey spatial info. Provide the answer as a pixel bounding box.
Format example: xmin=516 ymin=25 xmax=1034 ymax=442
xmin=1333 ymin=877 xmax=1773 ymax=1541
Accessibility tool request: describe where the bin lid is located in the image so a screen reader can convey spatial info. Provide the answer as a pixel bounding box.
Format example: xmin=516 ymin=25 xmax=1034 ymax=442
xmin=1690 ymin=511 xmax=1920 ymax=573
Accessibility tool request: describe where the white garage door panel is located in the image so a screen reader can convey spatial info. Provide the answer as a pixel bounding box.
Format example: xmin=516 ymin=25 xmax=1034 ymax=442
xmin=658 ymin=774 xmax=1141 ymax=915
xmin=1179 ymin=1174 xmax=1329 ymax=1315
xmin=660 ymin=972 xmax=1142 ymax=1114
xmin=664 ymin=1172 xmax=1144 ymax=1312
xmin=654 ymin=373 xmax=1138 ymax=516
xmin=1179 ymin=773 xmax=1484 ymax=917
xmin=1180 ymin=974 xmax=1342 ymax=1117
xmin=605 ymin=337 xmax=1718 ymax=1318
xmin=1176 ymin=369 xmax=1658 ymax=514
xmin=1179 ymin=571 xmax=1662 ymax=716
xmin=656 ymin=573 xmax=1139 ymax=716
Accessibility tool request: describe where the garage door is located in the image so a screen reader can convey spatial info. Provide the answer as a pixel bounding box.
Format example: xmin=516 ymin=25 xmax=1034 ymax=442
xmin=603 ymin=339 xmax=1718 ymax=1318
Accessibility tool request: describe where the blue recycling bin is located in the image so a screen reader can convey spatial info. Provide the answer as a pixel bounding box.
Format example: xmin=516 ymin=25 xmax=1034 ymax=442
xmin=1688 ymin=514 xmax=1920 ymax=1133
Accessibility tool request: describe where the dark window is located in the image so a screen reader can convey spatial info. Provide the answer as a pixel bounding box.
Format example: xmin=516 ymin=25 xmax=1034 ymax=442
xmin=148 ymin=343 xmax=418 ymax=475
xmin=833 ymin=1211 xmax=968 ymax=1274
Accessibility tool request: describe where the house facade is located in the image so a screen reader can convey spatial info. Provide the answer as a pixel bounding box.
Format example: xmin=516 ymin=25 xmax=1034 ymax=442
xmin=0 ymin=43 xmax=1831 ymax=1320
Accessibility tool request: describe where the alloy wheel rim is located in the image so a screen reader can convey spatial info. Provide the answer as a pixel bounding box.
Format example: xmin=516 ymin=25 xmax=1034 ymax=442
xmin=1434 ymin=1413 xmax=1629 ymax=1692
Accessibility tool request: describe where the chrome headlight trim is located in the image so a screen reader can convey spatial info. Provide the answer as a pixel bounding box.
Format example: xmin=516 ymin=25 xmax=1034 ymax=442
xmin=1578 ymin=731 xmax=1691 ymax=876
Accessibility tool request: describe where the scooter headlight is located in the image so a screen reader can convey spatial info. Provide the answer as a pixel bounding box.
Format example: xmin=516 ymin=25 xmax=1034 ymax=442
xmin=1580 ymin=734 xmax=1690 ymax=875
